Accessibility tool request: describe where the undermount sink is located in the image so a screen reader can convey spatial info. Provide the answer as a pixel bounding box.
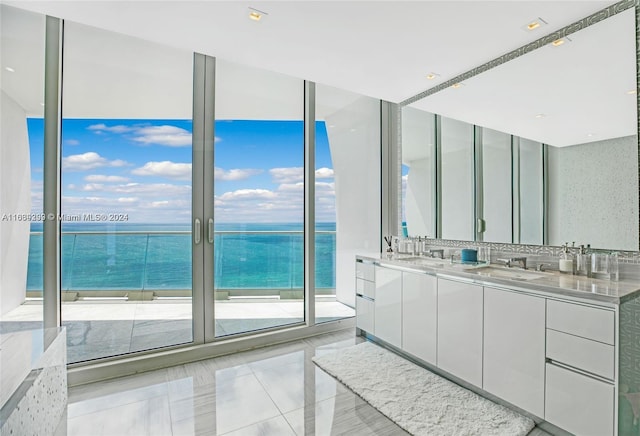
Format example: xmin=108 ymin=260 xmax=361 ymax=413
xmin=472 ymin=266 xmax=548 ymax=281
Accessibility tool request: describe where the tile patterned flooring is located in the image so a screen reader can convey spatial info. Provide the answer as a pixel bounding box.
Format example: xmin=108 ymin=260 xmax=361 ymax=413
xmin=57 ymin=329 xmax=554 ymax=436
xmin=60 ymin=329 xmax=408 ymax=435
xmin=1 ymin=300 xmax=355 ymax=363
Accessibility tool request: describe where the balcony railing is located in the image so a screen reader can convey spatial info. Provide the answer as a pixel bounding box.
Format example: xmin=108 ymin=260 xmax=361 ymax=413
xmin=26 ymin=230 xmax=336 ymax=299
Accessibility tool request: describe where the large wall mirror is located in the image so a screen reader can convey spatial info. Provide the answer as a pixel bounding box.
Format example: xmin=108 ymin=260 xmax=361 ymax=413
xmin=401 ymin=5 xmax=639 ymax=252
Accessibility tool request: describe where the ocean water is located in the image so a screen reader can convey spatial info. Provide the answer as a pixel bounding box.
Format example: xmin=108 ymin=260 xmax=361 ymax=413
xmin=26 ymin=223 xmax=336 ymax=291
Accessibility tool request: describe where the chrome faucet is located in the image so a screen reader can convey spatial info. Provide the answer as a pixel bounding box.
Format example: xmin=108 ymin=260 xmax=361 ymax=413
xmin=497 ymin=257 xmax=527 ymax=269
xmin=428 ymin=249 xmax=445 ymax=259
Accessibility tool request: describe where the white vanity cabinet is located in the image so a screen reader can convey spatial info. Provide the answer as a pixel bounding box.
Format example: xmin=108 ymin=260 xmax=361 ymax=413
xmin=483 ymin=287 xmax=546 ymax=417
xmin=437 ymin=278 xmax=483 ymax=387
xmin=374 ymin=266 xmax=402 ymax=348
xmin=402 ymin=272 xmax=437 ymax=365
xmin=355 ymin=256 xmax=627 ymax=436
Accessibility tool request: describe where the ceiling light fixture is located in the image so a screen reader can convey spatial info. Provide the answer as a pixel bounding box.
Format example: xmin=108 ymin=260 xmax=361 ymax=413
xmin=248 ymin=7 xmax=268 ymax=21
xmin=426 ymin=73 xmax=440 ymax=80
xmin=550 ymin=36 xmax=571 ymax=47
xmin=627 ymin=89 xmax=637 ymax=95
xmin=5 ymin=67 xmax=15 ymax=73
xmin=522 ymin=17 xmax=547 ymax=32
xmin=451 ymin=83 xmax=464 ymax=89
xmin=535 ymin=113 xmax=546 ymax=119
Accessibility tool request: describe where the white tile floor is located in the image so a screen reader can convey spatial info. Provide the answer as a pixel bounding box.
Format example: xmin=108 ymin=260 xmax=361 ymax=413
xmin=55 ymin=329 xmax=553 ymax=436
xmin=57 ymin=329 xmax=409 ymax=436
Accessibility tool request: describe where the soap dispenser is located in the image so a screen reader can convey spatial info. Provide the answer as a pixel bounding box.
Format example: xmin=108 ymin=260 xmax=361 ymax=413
xmin=576 ymin=244 xmax=591 ymax=277
xmin=559 ymin=242 xmax=575 ymax=274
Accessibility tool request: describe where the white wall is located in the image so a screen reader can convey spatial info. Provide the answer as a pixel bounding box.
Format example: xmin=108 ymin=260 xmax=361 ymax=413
xmin=325 ymin=97 xmax=380 ymax=308
xmin=548 ymin=135 xmax=639 ymax=250
xmin=0 ymin=91 xmax=32 ymax=315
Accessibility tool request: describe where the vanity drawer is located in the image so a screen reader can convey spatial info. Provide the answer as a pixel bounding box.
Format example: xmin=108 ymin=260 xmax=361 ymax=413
xmin=356 ymin=261 xmax=375 ymax=282
xmin=546 ymin=329 xmax=614 ymax=380
xmin=356 ymin=296 xmax=375 ymax=333
xmin=545 ymin=363 xmax=614 ymax=436
xmin=546 ymin=300 xmax=614 ymax=345
xmin=356 ymin=278 xmax=375 ymax=299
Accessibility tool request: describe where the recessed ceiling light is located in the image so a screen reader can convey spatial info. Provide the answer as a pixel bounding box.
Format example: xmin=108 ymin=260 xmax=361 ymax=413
xmin=627 ymin=89 xmax=637 ymax=95
xmin=5 ymin=67 xmax=15 ymax=73
xmin=451 ymin=83 xmax=464 ymax=89
xmin=426 ymin=73 xmax=440 ymax=80
xmin=535 ymin=113 xmax=546 ymax=119
xmin=248 ymin=7 xmax=267 ymax=21
xmin=40 ymin=102 xmax=45 ymax=106
xmin=550 ymin=36 xmax=571 ymax=47
xmin=522 ymin=17 xmax=547 ymax=32
xmin=587 ymin=133 xmax=596 ymax=137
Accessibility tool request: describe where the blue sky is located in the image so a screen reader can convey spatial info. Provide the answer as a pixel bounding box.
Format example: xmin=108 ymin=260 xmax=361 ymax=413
xmin=27 ymin=119 xmax=336 ymax=223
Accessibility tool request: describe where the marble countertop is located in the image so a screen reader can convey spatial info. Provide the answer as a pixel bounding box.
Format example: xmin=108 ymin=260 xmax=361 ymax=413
xmin=357 ymin=253 xmax=640 ymax=306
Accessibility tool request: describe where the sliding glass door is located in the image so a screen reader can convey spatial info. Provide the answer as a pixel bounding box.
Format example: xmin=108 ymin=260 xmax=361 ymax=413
xmin=11 ymin=13 xmax=380 ymax=365
xmin=213 ymin=59 xmax=305 ymax=337
xmin=61 ymin=22 xmax=194 ymax=362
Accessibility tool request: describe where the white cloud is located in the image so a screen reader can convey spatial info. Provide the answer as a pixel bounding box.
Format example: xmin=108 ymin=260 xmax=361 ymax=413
xmin=64 ymin=139 xmax=80 ymax=146
xmin=88 ymin=123 xmax=192 ymax=147
xmin=277 ymin=182 xmax=303 ymax=192
xmin=87 ymin=123 xmax=133 ymax=134
xmin=62 ymin=152 xmax=128 ymax=171
xmin=215 ymin=167 xmax=262 ymax=181
xmin=219 ymin=189 xmax=277 ymax=201
xmin=132 ymin=161 xmax=192 ymax=180
xmin=132 ymin=125 xmax=192 ymax=147
xmin=270 ymin=167 xmax=303 ymax=184
xmin=315 ymin=167 xmax=334 ymax=179
xmin=69 ymin=182 xmax=191 ymax=196
xmin=85 ymin=175 xmax=130 ymax=183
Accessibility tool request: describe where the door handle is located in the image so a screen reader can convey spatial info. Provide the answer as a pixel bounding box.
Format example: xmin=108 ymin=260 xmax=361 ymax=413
xmin=194 ymin=218 xmax=201 ymax=244
xmin=477 ymin=218 xmax=486 ymax=233
xmin=208 ymin=218 xmax=214 ymax=244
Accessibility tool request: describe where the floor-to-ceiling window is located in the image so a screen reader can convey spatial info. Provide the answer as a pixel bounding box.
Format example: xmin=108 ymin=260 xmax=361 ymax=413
xmin=0 ymin=5 xmax=45 ymax=333
xmin=213 ymin=59 xmax=305 ymax=337
xmin=3 ymin=10 xmax=378 ymax=367
xmin=60 ymin=22 xmax=194 ymax=362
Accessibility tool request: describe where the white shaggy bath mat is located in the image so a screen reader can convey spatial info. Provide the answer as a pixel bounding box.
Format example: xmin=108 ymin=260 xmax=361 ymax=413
xmin=313 ymin=341 xmax=535 ymax=436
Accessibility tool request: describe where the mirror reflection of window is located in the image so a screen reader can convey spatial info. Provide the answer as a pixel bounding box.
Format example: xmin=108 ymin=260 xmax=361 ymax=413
xmin=441 ymin=116 xmax=474 ymax=241
xmin=480 ymin=128 xmax=512 ymax=243
xmin=401 ymin=107 xmax=435 ymax=238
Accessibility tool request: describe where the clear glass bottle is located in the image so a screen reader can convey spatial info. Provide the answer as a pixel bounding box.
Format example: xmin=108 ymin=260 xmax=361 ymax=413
xmin=559 ymin=242 xmax=575 ymax=274
xmin=609 ymin=252 xmax=619 ymax=282
xmin=575 ymin=244 xmax=591 ymax=277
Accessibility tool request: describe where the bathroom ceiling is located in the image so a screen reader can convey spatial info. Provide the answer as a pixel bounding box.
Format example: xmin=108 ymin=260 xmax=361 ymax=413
xmin=4 ymin=0 xmax=617 ymax=104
